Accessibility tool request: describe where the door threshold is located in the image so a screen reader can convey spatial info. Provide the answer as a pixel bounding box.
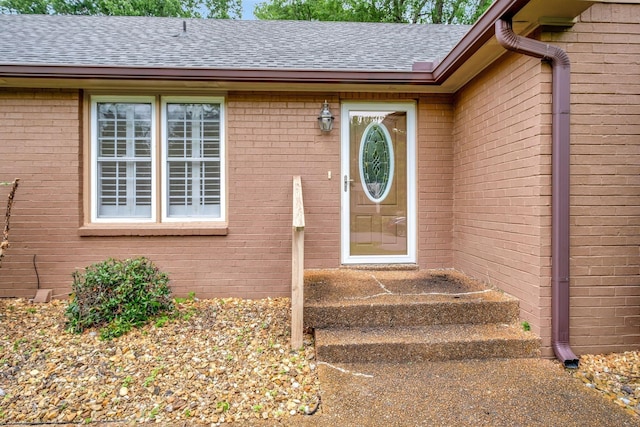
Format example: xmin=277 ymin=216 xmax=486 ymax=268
xmin=340 ymin=264 xmax=418 ymax=271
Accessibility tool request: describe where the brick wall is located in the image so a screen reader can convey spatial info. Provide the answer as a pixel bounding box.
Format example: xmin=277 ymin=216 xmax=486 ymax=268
xmin=452 ymin=54 xmax=553 ymax=354
xmin=0 ymin=90 xmax=337 ymax=299
xmin=544 ymin=2 xmax=640 ymax=354
xmin=452 ymin=2 xmax=640 ymax=356
xmin=227 ymin=92 xmax=342 ymax=274
xmin=0 ymin=88 xmax=82 ymax=298
xmin=417 ymin=96 xmax=454 ymax=267
xmin=0 ymin=89 xmax=453 ymax=299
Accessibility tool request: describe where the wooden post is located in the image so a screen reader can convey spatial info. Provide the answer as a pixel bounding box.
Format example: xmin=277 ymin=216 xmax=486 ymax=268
xmin=291 ymin=176 xmax=305 ymax=350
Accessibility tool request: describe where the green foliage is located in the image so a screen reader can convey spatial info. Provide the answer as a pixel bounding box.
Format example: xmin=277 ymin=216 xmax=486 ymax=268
xmin=255 ymin=0 xmax=351 ymax=21
xmin=65 ymin=257 xmax=174 ymax=340
xmin=174 ymin=291 xmax=196 ymax=304
xmin=12 ymin=338 xmax=26 ymax=351
xmin=254 ymin=0 xmax=494 ymax=24
xmin=148 ymin=405 xmax=160 ymax=419
xmin=121 ymin=375 xmax=133 ymax=388
xmin=521 ymin=320 xmax=531 ymax=332
xmin=154 ymin=315 xmax=170 ymax=328
xmin=216 ymin=400 xmax=230 ymax=412
xmin=0 ymin=0 xmax=241 ymax=19
xmin=143 ymin=366 xmax=162 ymax=387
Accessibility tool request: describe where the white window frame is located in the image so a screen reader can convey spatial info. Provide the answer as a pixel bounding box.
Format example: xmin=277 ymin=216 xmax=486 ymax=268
xmin=90 ymin=95 xmax=226 ymax=225
xmin=90 ymin=95 xmax=157 ymax=223
xmin=160 ymin=96 xmax=226 ymax=223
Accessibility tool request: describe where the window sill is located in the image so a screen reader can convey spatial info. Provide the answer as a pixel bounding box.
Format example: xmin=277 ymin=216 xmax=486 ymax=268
xmin=78 ymin=224 xmax=228 ymax=237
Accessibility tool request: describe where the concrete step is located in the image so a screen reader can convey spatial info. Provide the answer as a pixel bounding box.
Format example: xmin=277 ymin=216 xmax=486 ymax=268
xmin=305 ymin=269 xmax=541 ymax=363
xmin=315 ymin=323 xmax=541 ymax=363
xmin=304 ymin=269 xmax=520 ymax=329
xmin=305 ymin=294 xmax=519 ymax=329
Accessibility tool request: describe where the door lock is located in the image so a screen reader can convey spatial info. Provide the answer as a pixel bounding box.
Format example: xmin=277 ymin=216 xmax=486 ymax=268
xmin=344 ymin=175 xmax=354 ymax=192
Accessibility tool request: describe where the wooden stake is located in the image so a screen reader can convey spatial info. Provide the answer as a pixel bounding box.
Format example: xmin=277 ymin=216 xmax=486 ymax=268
xmin=291 ymin=176 xmax=305 ymax=350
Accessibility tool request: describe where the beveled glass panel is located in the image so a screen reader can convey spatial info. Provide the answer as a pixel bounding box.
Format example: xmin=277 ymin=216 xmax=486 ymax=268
xmin=359 ymin=122 xmax=394 ymax=203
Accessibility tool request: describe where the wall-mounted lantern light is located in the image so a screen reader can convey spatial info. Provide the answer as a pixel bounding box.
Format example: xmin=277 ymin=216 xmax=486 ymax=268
xmin=317 ymin=100 xmax=334 ymax=132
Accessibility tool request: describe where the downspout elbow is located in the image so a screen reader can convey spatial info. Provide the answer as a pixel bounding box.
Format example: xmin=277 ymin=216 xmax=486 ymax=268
xmin=495 ymin=19 xmax=570 ymax=68
xmin=495 ymin=18 xmax=579 ymax=369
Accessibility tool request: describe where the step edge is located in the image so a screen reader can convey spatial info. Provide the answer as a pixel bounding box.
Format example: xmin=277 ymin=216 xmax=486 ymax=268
xmin=315 ymin=324 xmax=540 ymax=345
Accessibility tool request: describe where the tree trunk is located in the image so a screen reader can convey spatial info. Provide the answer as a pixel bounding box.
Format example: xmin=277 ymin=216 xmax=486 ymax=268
xmin=432 ymin=0 xmax=444 ymax=24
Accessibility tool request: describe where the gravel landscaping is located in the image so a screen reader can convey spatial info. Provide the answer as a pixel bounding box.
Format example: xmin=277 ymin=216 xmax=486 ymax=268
xmin=568 ymin=351 xmax=640 ymax=419
xmin=0 ymin=297 xmax=319 ymax=425
xmin=0 ymin=296 xmax=638 ymax=424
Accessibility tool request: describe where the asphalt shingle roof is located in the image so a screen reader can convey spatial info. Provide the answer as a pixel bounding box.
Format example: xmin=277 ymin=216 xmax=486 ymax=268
xmin=0 ymin=15 xmax=470 ymax=72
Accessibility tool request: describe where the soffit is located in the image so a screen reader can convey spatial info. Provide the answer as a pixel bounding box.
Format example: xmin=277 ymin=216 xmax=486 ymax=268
xmin=439 ymin=0 xmax=595 ymax=92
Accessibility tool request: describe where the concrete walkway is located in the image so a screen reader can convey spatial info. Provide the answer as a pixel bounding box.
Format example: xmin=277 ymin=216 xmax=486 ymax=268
xmin=293 ymin=358 xmax=638 ymax=427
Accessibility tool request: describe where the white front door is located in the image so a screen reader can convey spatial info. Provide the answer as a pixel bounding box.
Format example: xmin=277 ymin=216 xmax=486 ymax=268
xmin=341 ymin=102 xmax=416 ymax=264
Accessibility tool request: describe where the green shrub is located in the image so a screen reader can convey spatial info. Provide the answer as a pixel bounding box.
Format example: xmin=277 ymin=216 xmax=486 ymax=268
xmin=65 ymin=257 xmax=174 ymax=339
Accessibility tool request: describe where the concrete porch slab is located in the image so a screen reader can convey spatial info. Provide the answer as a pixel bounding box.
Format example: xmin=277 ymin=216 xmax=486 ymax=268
xmin=305 ymin=269 xmax=492 ymax=303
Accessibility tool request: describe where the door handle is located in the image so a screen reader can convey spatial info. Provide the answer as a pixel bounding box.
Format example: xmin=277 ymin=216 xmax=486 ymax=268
xmin=344 ymin=175 xmax=354 ymax=192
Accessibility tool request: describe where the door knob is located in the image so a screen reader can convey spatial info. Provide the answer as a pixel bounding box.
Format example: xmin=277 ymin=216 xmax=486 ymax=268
xmin=344 ymin=175 xmax=354 ymax=192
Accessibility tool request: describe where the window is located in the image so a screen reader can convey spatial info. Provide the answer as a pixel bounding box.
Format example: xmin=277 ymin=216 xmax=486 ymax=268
xmin=90 ymin=96 xmax=225 ymax=224
xmin=359 ymin=121 xmax=394 ymax=203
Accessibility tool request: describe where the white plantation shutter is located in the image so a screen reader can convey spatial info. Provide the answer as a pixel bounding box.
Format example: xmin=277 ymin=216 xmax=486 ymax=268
xmin=164 ymin=102 xmax=222 ymax=218
xmin=91 ymin=96 xmax=224 ymax=223
xmin=95 ymin=101 xmax=153 ymax=219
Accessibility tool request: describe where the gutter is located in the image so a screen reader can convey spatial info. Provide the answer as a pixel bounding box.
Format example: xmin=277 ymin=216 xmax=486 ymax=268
xmin=433 ymin=0 xmax=530 ymax=82
xmin=0 ymin=64 xmax=436 ymax=85
xmin=495 ymin=18 xmax=579 ymax=369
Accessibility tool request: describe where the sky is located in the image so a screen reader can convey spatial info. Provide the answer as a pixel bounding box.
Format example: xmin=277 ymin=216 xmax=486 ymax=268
xmin=242 ymin=0 xmax=259 ymax=19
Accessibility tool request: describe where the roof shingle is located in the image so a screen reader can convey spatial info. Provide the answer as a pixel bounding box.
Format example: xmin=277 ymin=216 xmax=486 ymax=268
xmin=0 ymin=15 xmax=470 ymax=72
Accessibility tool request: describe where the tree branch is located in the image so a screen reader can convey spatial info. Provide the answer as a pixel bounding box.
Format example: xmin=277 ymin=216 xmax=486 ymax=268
xmin=1 ymin=178 xmax=20 ymax=268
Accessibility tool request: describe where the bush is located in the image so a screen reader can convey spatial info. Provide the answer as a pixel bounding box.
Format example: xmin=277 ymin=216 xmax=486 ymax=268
xmin=65 ymin=257 xmax=174 ymax=339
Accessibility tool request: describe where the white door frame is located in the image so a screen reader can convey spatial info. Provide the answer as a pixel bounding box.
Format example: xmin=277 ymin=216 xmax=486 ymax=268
xmin=340 ymin=101 xmax=417 ymax=264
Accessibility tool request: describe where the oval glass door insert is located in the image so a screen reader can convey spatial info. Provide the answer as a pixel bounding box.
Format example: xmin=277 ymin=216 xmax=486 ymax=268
xmin=358 ymin=121 xmax=394 ymax=203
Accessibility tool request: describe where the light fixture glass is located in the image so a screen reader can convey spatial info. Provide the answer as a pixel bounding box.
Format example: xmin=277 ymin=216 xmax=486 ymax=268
xmin=317 ymin=101 xmax=334 ymax=132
